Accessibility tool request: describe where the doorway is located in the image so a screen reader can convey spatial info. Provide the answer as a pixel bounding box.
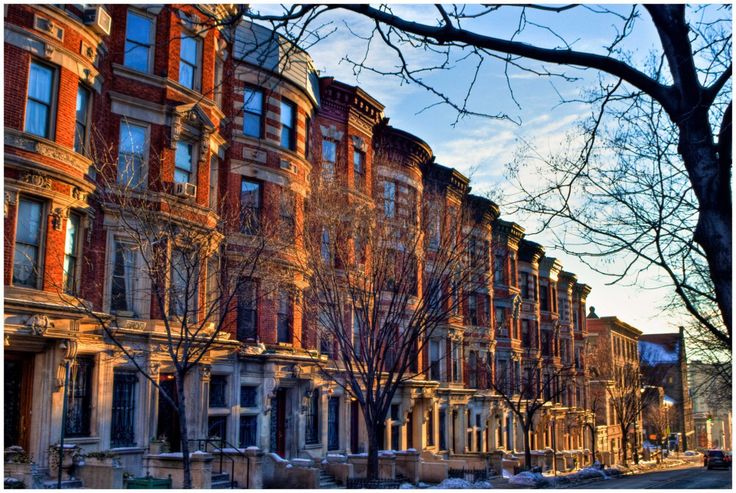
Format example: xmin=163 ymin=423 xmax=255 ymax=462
xmin=157 ymin=375 xmax=181 ymax=451
xmin=4 ymin=353 xmax=33 ymax=451
xmin=269 ymin=389 xmax=286 ymax=457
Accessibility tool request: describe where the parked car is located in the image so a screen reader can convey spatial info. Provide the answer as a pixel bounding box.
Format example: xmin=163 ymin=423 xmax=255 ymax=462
xmin=704 ymin=450 xmax=731 ymax=470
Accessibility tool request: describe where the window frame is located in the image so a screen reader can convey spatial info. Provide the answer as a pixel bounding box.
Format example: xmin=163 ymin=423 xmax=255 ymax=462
xmin=236 ymin=278 xmax=258 ymax=341
xmin=74 ymin=83 xmax=92 ymax=155
xmin=353 ymin=149 xmax=366 ymax=190
xmin=110 ymin=238 xmax=137 ymax=316
xmin=124 ymin=9 xmax=156 ymax=74
xmin=110 ymin=370 xmax=138 ymax=448
xmin=117 ymin=119 xmax=149 ymax=190
xmin=24 ymin=59 xmax=57 ymax=139
xmin=242 ymin=87 xmax=264 ymax=139
xmin=174 ymin=139 xmax=197 ymax=184
xmin=239 ymin=178 xmax=262 ymax=234
xmin=383 ymin=181 xmax=396 ymax=218
xmin=12 ymin=196 xmax=46 ymax=289
xmin=321 ymin=139 xmax=337 ymax=179
xmin=168 ymin=247 xmax=200 ymax=320
xmin=178 ymin=31 xmax=202 ymax=91
xmin=276 ymin=290 xmax=292 ymax=343
xmin=65 ymin=356 xmax=94 ymax=438
xmin=280 ymin=99 xmax=296 ymax=151
xmin=63 ymin=211 xmax=82 ymax=295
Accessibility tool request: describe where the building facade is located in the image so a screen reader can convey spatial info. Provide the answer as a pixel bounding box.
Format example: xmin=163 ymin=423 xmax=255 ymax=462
xmin=5 ymin=5 xmax=601 ymax=485
xmin=688 ymin=360 xmax=732 ymax=450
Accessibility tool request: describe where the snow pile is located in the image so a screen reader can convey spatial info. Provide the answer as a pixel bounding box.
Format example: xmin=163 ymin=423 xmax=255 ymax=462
xmin=509 ymin=471 xmax=547 ymax=488
xmin=570 ymin=467 xmax=609 ymax=481
xmin=430 ymin=478 xmax=493 ymax=489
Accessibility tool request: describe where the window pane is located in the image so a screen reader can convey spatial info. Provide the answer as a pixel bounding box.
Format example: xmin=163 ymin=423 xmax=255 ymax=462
xmin=239 ymin=415 xmax=258 ymax=447
xmin=240 ymin=386 xmax=258 ymax=408
xmin=179 ymin=63 xmax=194 ymax=89
xmin=244 ymin=89 xmax=263 ymax=114
xmin=174 ymin=142 xmax=193 ymax=183
xmin=75 ymin=86 xmax=90 ymax=153
xmin=111 ymin=371 xmax=138 ymax=447
xmin=243 ymin=114 xmax=261 ymax=138
xmin=124 ymin=42 xmax=150 ymax=72
xmin=118 ymin=122 xmax=146 ymax=188
xmin=180 ymin=36 xmax=197 ymax=65
xmin=25 ymin=101 xmax=49 ymax=138
xmin=63 ymin=213 xmax=80 ymax=293
xmin=13 ymin=198 xmax=43 ymax=288
xmin=66 ymin=357 xmax=93 ymax=437
xmin=28 ymin=63 xmax=53 ymax=103
xmin=322 ymin=140 xmax=336 ymax=162
xmin=111 ymin=241 xmax=135 ymax=312
xmin=126 ymin=11 xmax=152 ymax=44
xmin=15 ymin=199 xmax=42 ymax=245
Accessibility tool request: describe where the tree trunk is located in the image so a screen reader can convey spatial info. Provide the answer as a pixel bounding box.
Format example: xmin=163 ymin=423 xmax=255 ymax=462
xmin=365 ymin=420 xmax=385 ymax=480
xmin=176 ymin=372 xmax=193 ymax=489
xmin=677 ymin=103 xmax=732 ymax=344
xmin=632 ymin=425 xmax=640 ymax=465
xmin=620 ymin=432 xmax=629 ymax=467
xmin=588 ymin=425 xmax=597 ymax=466
xmin=523 ymin=425 xmax=532 ymax=471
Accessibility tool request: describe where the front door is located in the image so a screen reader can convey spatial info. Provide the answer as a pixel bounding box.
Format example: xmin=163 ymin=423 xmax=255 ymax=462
xmin=157 ymin=375 xmax=181 ymax=451
xmin=4 ymin=353 xmax=33 ymax=451
xmin=269 ymin=389 xmax=286 ymax=457
xmin=328 ymin=396 xmax=339 ymax=450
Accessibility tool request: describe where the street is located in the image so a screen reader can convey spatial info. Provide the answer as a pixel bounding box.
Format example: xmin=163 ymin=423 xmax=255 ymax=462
xmin=570 ymin=465 xmax=732 ymax=489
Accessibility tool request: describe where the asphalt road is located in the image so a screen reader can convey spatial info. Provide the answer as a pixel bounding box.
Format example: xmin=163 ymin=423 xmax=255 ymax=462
xmin=569 ymin=465 xmax=732 ymax=489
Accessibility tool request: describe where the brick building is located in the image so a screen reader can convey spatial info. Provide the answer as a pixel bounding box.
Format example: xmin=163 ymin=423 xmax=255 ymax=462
xmin=5 ymin=6 xmax=599 ymax=486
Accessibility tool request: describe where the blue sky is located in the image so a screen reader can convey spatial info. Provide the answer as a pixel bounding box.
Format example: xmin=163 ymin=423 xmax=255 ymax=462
xmin=252 ymin=4 xmax=705 ymax=334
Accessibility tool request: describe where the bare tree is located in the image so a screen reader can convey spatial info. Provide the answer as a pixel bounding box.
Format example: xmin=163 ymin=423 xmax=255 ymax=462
xmin=291 ymin=141 xmax=488 ymax=479
xmin=47 ymin=128 xmax=269 ymax=488
xmin=491 ymin=348 xmax=576 ymax=471
xmin=242 ymin=4 xmax=732 ymax=347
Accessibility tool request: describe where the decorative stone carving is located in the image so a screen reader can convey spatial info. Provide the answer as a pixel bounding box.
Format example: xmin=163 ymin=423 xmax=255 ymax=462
xmin=149 ymin=361 xmax=161 ymax=377
xmin=351 ymin=135 xmax=366 ymax=152
xmin=5 ymin=191 xmax=17 ymax=218
xmin=43 ymin=43 xmax=55 ymax=59
xmin=27 ymin=314 xmax=55 ymax=335
xmin=20 ymin=172 xmax=51 ymax=189
xmin=199 ymin=364 xmax=211 ymax=382
xmin=55 ymin=340 xmax=79 ymax=389
xmin=243 ymin=147 xmax=267 ymax=163
xmin=71 ymin=187 xmax=88 ymax=202
xmin=50 ymin=207 xmax=66 ymax=231
xmin=170 ymin=113 xmax=184 ymax=149
xmin=511 ymin=294 xmax=522 ymax=320
xmin=320 ymin=125 xmax=344 ymax=141
xmin=5 ymin=133 xmax=37 ymax=152
xmin=124 ymin=320 xmax=146 ymax=330
xmin=199 ymin=129 xmax=212 ymax=163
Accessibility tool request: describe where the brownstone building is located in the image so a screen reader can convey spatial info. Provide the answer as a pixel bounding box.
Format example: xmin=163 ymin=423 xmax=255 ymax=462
xmin=4 ymin=6 xmax=598 ymax=486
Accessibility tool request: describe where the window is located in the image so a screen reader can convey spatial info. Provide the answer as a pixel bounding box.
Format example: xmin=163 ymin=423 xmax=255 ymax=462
xmin=351 ymin=309 xmax=361 ymax=356
xmin=430 ymin=340 xmax=441 ymax=380
xmin=239 ymin=415 xmax=258 ymax=447
xmin=468 ymin=351 xmax=478 ymax=387
xmin=353 ymin=150 xmax=365 ymax=190
xmin=74 ymin=85 xmax=91 ymax=154
xmin=541 ymin=331 xmax=551 ymax=356
xmin=214 ymin=56 xmax=224 ymax=107
xmin=305 ymin=389 xmax=319 ymax=445
xmin=321 ymin=229 xmax=331 ymax=264
xmin=63 ymin=213 xmax=81 ymax=294
xmin=280 ymin=191 xmax=295 ymax=239
xmin=521 ymin=320 xmax=531 ymax=346
xmin=66 ymin=357 xmax=93 ymax=437
xmin=240 ymin=179 xmax=261 ymax=234
xmin=328 ymin=396 xmax=340 ymax=450
xmin=383 ymin=182 xmax=396 ymax=218
xmin=520 ymin=272 xmax=529 ymax=299
xmin=206 ymin=254 xmax=220 ymax=321
xmin=428 ymin=214 xmax=441 ymax=250
xmin=174 ymin=141 xmax=194 ymax=183
xmin=237 ymin=279 xmax=257 ymax=341
xmin=280 ymin=100 xmax=296 ymax=150
xmin=25 ymin=61 xmax=54 ymax=138
xmin=468 ymin=295 xmax=478 ymax=326
xmin=277 ymin=291 xmax=292 ymax=343
xmin=439 ymin=408 xmax=447 ymax=450
xmin=124 ymin=10 xmax=154 ymax=72
xmin=111 ymin=371 xmax=138 ymax=447
xmin=509 ymin=254 xmax=517 ymax=287
xmin=322 ymin=140 xmax=336 ymax=179
xmin=117 ymin=121 xmax=147 ymax=189
xmin=179 ymin=34 xmax=200 ymax=90
xmin=305 ymin=116 xmax=312 ymax=157
xmin=243 ymin=88 xmax=263 ymax=138
xmin=111 ymin=240 xmax=135 ymax=313
xmin=169 ymin=248 xmax=198 ymax=319
xmin=13 ymin=197 xmax=44 ymax=288
xmin=240 ymin=386 xmax=258 ymax=408
xmin=540 ymin=283 xmax=549 ymax=311
xmin=209 ymin=375 xmax=227 ymax=408
xmin=427 ymin=408 xmax=435 ymax=446
xmin=208 ymin=415 xmax=227 ymax=440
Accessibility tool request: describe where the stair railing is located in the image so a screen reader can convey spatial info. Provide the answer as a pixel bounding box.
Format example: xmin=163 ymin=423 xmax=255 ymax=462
xmin=194 ymin=437 xmax=246 ymax=489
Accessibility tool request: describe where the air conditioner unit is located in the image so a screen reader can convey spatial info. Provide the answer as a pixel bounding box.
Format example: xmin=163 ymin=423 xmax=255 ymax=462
xmin=83 ymin=6 xmax=112 ymax=36
xmin=174 ymin=182 xmax=197 ymax=199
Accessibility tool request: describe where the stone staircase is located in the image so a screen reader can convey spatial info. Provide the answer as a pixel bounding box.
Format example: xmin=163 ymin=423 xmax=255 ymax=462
xmin=319 ymin=469 xmax=341 ymax=489
xmin=211 ymin=471 xmax=237 ymax=489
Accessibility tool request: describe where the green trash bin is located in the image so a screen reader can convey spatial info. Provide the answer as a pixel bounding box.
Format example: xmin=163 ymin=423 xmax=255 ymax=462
xmin=126 ymin=474 xmax=172 ymax=489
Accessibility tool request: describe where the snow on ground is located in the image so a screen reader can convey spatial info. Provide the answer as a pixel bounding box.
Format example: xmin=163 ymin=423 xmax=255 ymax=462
xmin=400 ymin=479 xmax=493 ymax=489
xmin=509 ymin=471 xmax=547 ymax=487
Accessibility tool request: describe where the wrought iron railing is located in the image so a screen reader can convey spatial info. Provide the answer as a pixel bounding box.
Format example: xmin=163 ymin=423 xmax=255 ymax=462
xmin=194 ymin=437 xmax=245 ymax=489
xmin=447 ymin=467 xmax=490 ymax=482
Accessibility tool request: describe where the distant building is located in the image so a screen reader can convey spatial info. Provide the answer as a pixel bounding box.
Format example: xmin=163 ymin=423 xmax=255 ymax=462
xmin=639 ymin=329 xmax=695 ymax=451
xmin=689 ymin=360 xmax=732 ymax=450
